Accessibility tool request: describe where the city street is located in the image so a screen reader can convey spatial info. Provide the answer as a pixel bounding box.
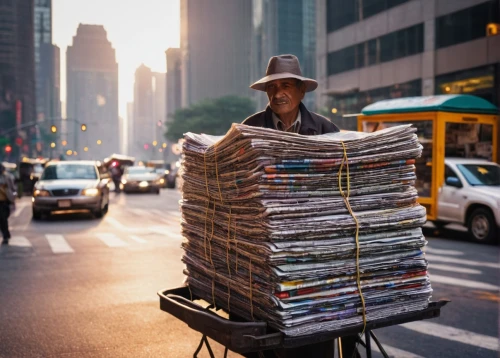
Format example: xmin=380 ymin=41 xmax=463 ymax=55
xmin=0 ymin=189 xmax=498 ymax=358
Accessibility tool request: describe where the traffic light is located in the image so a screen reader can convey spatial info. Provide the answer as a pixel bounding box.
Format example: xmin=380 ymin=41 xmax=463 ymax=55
xmin=15 ymin=137 xmax=23 ymax=146
xmin=51 ymin=125 xmax=57 ymax=133
xmin=4 ymin=144 xmax=12 ymax=153
xmin=144 ymin=144 xmax=149 ymax=150
xmin=81 ymin=124 xmax=87 ymax=131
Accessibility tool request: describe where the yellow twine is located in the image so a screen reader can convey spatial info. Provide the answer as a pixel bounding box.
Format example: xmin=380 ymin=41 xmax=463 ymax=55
xmin=226 ymin=207 xmax=232 ymax=277
xmin=249 ymin=258 xmax=254 ymax=320
xmin=338 ymin=141 xmax=367 ymax=333
xmin=214 ymin=144 xmax=224 ymax=202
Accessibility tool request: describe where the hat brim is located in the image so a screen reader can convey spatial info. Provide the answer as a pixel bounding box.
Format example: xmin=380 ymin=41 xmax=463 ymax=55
xmin=250 ymin=73 xmax=318 ymax=92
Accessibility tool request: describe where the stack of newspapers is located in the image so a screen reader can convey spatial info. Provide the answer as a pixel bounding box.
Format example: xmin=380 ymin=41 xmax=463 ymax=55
xmin=180 ymin=123 xmax=432 ymax=337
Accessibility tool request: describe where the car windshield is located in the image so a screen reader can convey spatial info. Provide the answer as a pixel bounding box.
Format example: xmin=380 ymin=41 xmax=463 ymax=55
xmin=126 ymin=167 xmax=153 ymax=175
xmin=457 ymin=164 xmax=500 ymax=186
xmin=41 ymin=164 xmax=97 ymax=180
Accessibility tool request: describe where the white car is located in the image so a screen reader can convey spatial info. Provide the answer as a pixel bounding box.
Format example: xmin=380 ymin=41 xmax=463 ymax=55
xmin=32 ymin=161 xmax=110 ymax=220
xmin=434 ymin=158 xmax=500 ymax=244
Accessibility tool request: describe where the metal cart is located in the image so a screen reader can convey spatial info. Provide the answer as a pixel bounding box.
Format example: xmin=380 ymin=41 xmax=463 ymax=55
xmin=158 ymin=286 xmax=449 ymax=358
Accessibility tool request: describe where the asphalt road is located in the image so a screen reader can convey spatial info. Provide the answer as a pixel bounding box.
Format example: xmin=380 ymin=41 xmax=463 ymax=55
xmin=0 ymin=190 xmax=498 ymax=358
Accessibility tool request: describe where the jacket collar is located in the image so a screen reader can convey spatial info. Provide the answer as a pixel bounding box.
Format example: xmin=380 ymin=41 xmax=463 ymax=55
xmin=264 ymin=102 xmax=317 ymax=135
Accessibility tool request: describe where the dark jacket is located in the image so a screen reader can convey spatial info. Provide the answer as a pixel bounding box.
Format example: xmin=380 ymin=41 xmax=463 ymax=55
xmin=242 ymin=102 xmax=339 ymax=135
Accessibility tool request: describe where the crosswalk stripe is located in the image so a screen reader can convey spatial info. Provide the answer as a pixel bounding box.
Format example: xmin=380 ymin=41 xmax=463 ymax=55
xmin=148 ymin=226 xmax=183 ymax=239
xmin=131 ymin=208 xmax=148 ymax=216
xmin=11 ymin=206 xmax=25 ymax=218
xmin=96 ymin=233 xmax=129 ymax=247
xmin=8 ymin=236 xmax=32 ymax=247
xmin=401 ymin=321 xmax=499 ymax=351
xmin=45 ymin=234 xmax=74 ymax=254
xmin=428 ymin=264 xmax=481 ymax=274
xmin=372 ymin=343 xmax=424 ymax=358
xmin=105 ymin=217 xmax=128 ymax=231
xmin=425 ymin=254 xmax=500 ymax=269
xmin=424 ymin=247 xmax=464 ymax=256
xmin=166 ymin=210 xmax=181 ymax=218
xmin=430 ymin=274 xmax=499 ymax=291
xmin=129 ymin=235 xmax=147 ymax=244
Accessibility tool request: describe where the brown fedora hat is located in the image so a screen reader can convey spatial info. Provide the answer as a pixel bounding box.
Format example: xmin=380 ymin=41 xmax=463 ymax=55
xmin=250 ymin=54 xmax=318 ymax=92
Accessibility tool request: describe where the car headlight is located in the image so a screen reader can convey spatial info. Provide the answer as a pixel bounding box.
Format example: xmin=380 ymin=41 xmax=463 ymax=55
xmin=82 ymin=188 xmax=99 ymax=196
xmin=164 ymin=170 xmax=170 ymax=175
xmin=33 ymin=189 xmax=50 ymax=197
xmin=160 ymin=178 xmax=165 ymax=184
xmin=139 ymin=181 xmax=149 ymax=188
xmin=121 ymin=179 xmax=127 ymax=184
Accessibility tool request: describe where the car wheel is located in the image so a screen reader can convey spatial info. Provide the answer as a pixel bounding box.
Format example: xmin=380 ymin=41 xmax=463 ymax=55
xmin=93 ymin=198 xmax=104 ymax=219
xmin=468 ymin=207 xmax=498 ymax=244
xmin=32 ymin=209 xmax=42 ymax=220
xmin=155 ymin=189 xmax=160 ymax=195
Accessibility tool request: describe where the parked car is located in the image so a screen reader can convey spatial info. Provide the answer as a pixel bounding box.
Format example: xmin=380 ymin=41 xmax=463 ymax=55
xmin=32 ymin=160 xmax=110 ymax=220
xmin=120 ymin=166 xmax=161 ymax=194
xmin=434 ymin=158 xmax=500 ymax=244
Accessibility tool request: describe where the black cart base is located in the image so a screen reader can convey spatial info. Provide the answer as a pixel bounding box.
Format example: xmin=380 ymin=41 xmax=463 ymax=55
xmin=158 ymin=286 xmax=449 ymax=358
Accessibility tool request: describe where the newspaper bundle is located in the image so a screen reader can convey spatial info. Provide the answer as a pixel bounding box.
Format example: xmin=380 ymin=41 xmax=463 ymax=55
xmin=180 ymin=123 xmax=432 ymax=337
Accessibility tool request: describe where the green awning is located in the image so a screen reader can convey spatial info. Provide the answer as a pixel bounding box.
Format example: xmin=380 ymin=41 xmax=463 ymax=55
xmin=361 ymin=95 xmax=498 ymax=115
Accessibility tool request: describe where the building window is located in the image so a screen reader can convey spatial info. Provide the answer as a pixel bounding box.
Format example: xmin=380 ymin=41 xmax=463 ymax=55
xmin=327 ymin=0 xmax=359 ymax=33
xmin=326 ymin=79 xmax=422 ymax=130
xmin=435 ymin=65 xmax=497 ymax=105
xmin=362 ymin=0 xmax=411 ymax=20
xmin=436 ymin=0 xmax=499 ymax=49
xmin=328 ymin=23 xmax=423 ymax=75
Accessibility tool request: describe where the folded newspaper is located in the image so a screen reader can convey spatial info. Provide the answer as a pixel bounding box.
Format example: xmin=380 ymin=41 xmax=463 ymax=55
xmin=180 ymin=123 xmax=432 ymax=336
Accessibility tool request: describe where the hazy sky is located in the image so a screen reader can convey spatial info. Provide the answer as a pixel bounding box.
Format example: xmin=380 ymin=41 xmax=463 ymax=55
xmin=53 ymin=0 xmax=180 ymax=119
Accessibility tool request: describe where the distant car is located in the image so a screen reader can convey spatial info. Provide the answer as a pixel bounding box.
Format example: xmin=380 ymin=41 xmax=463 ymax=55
xmin=154 ymin=168 xmax=168 ymax=188
xmin=120 ymin=166 xmax=161 ymax=194
xmin=19 ymin=158 xmax=46 ymax=195
xmin=32 ymin=160 xmax=110 ymax=220
xmin=434 ymin=158 xmax=500 ymax=244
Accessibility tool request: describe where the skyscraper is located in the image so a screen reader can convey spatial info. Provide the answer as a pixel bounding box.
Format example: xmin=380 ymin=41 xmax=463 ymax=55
xmin=34 ymin=0 xmax=60 ymax=124
xmin=0 ymin=0 xmax=36 ymax=159
xmin=66 ymin=24 xmax=119 ymax=159
xmin=152 ymin=72 xmax=166 ymax=144
xmin=251 ymin=0 xmax=317 ymax=110
xmin=132 ymin=64 xmax=154 ymax=158
xmin=180 ymin=0 xmax=252 ymax=107
xmin=165 ymin=47 xmax=181 ymax=120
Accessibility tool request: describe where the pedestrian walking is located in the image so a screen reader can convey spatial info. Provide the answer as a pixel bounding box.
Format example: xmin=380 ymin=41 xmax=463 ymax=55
xmin=0 ymin=163 xmax=16 ymax=245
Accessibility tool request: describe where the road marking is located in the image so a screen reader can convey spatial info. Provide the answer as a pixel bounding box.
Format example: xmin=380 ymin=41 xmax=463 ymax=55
xmin=96 ymin=233 xmax=129 ymax=247
xmin=428 ymin=264 xmax=481 ymax=274
xmin=131 ymin=208 xmax=148 ymax=216
xmin=424 ymin=247 xmax=464 ymax=256
xmin=45 ymin=234 xmax=74 ymax=254
xmin=8 ymin=236 xmax=32 ymax=247
xmin=372 ymin=343 xmax=424 ymax=358
xmin=429 ymin=273 xmax=499 ymax=291
xmin=401 ymin=321 xmax=499 ymax=351
xmin=129 ymin=235 xmax=147 ymax=244
xmin=166 ymin=210 xmax=181 ymax=218
xmin=11 ymin=206 xmax=26 ymax=218
xmin=105 ymin=217 xmax=128 ymax=231
xmin=148 ymin=226 xmax=183 ymax=239
xmin=425 ymin=254 xmax=500 ymax=269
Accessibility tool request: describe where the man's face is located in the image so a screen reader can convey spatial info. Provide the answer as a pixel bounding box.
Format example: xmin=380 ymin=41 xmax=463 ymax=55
xmin=265 ymin=78 xmax=305 ymax=117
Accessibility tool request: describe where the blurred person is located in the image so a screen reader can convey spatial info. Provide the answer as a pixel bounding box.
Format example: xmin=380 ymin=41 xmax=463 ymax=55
xmin=0 ymin=163 xmax=16 ymax=245
xmin=242 ymin=55 xmax=360 ymax=358
xmin=110 ymin=163 xmax=122 ymax=193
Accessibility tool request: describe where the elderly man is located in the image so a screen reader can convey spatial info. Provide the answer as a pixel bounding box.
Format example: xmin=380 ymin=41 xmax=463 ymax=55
xmin=242 ymin=55 xmax=360 ymax=358
xmin=243 ymin=54 xmax=338 ymax=135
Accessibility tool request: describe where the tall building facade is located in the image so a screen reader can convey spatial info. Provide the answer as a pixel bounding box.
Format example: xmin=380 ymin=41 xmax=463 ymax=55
xmin=152 ymin=72 xmax=166 ymax=144
xmin=126 ymin=102 xmax=133 ymax=156
xmin=132 ymin=64 xmax=154 ymax=158
xmin=0 ymin=0 xmax=36 ymax=159
xmin=165 ymin=47 xmax=182 ymax=121
xmin=317 ymin=0 xmax=500 ymax=130
xmin=251 ymin=0 xmax=317 ymax=110
xmin=180 ymin=0 xmax=252 ymax=107
xmin=66 ymin=24 xmax=119 ymax=159
xmin=34 ymin=0 xmax=59 ymax=125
